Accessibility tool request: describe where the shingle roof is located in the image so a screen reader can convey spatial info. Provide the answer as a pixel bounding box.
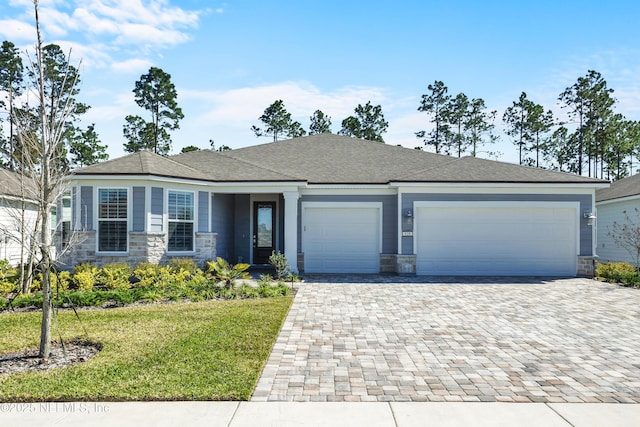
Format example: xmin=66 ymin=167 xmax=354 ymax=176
xmin=397 ymin=155 xmax=606 ymax=184
xmin=0 ymin=168 xmax=38 ymax=201
xmin=596 ymin=173 xmax=640 ymax=202
xmin=221 ymin=134 xmax=455 ymax=184
xmin=71 ymin=134 xmax=607 ymax=185
xmin=73 ymin=150 xmax=213 ymax=181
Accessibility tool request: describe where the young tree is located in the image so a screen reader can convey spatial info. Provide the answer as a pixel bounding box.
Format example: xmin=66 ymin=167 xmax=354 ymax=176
xmin=338 ymin=101 xmax=388 ymax=142
xmin=309 ymin=109 xmax=332 ymax=134
xmin=416 ymin=80 xmax=451 ymax=154
xmin=12 ymin=0 xmax=78 ymax=359
xmin=251 ymin=99 xmax=306 ymax=141
xmin=608 ymin=208 xmax=640 ymax=268
xmin=0 ymin=40 xmax=24 ymax=170
xmin=445 ymin=93 xmax=469 ymax=157
xmin=123 ymin=67 xmax=183 ymax=155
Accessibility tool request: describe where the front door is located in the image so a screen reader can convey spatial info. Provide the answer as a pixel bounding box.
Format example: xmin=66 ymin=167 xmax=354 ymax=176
xmin=253 ymin=202 xmax=276 ymax=264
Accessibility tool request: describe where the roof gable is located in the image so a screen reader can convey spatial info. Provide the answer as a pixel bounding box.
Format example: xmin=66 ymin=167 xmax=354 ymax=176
xmin=596 ymin=173 xmax=640 ymax=202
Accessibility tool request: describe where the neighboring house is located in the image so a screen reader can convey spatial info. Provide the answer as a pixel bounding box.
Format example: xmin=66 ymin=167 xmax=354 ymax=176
xmin=0 ymin=168 xmax=39 ymax=265
xmin=59 ymin=134 xmax=607 ymax=277
xmin=595 ymin=173 xmax=640 ymax=265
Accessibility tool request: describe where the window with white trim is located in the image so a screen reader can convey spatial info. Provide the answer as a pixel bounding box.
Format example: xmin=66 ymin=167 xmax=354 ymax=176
xmin=168 ymin=190 xmax=194 ymax=252
xmin=98 ymin=188 xmax=128 ymax=252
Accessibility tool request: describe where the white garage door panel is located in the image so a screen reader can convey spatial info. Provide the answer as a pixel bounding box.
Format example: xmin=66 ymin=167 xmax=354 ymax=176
xmin=416 ymin=206 xmax=576 ymax=276
xmin=304 ymin=207 xmax=380 ymax=273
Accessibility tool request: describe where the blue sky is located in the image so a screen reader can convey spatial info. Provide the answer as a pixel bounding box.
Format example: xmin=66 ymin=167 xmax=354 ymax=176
xmin=1 ymin=0 xmax=639 ymax=164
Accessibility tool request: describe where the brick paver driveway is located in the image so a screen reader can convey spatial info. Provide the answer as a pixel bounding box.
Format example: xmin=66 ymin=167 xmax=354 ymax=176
xmin=252 ymin=277 xmax=640 ymax=403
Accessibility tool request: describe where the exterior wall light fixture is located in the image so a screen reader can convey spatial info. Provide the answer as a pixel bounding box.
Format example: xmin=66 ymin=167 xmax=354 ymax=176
xmin=583 ymin=212 xmax=597 ymax=226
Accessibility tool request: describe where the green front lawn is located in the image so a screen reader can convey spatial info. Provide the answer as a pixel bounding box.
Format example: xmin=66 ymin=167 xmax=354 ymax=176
xmin=0 ymin=297 xmax=292 ymax=401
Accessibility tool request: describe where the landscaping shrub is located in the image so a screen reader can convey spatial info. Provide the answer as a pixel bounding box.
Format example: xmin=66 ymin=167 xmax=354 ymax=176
xmin=269 ymin=251 xmax=290 ymax=280
xmin=596 ymin=262 xmax=640 ymax=287
xmin=0 ymin=260 xmax=17 ymax=296
xmin=170 ymin=258 xmax=201 ymax=276
xmin=55 ymin=271 xmax=72 ymax=293
xmin=133 ymin=262 xmax=174 ymax=290
xmin=73 ymin=263 xmax=99 ymax=291
xmin=206 ymin=257 xmax=250 ymax=290
xmin=96 ymin=263 xmax=133 ymax=290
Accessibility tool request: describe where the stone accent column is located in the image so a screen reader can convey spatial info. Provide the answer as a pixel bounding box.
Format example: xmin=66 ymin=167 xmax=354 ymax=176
xmin=194 ymin=232 xmax=217 ymax=267
xmin=129 ymin=232 xmax=166 ymax=265
xmin=396 ymin=254 xmax=417 ymax=275
xmin=577 ymin=255 xmax=598 ymax=278
xmin=283 ymin=191 xmax=299 ymax=274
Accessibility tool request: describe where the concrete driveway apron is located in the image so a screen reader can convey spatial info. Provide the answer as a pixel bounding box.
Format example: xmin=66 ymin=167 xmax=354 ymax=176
xmin=252 ymin=277 xmax=640 ymax=403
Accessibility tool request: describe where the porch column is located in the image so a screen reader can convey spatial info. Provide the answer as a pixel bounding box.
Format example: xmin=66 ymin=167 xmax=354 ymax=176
xmin=282 ymin=191 xmax=299 ymax=274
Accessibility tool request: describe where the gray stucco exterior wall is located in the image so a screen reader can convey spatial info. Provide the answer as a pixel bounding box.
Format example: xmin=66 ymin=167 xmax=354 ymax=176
xmin=298 ymin=194 xmax=398 ymax=254
xmin=401 ymin=193 xmax=594 ymax=255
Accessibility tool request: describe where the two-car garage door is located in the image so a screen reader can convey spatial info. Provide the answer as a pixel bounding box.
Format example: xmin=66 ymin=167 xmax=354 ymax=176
xmin=415 ymin=203 xmax=578 ymax=276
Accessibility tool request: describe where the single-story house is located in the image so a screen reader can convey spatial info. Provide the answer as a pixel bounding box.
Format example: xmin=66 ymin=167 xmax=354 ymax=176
xmin=595 ymin=172 xmax=640 ymax=265
xmin=0 ymin=168 xmax=40 ymax=265
xmin=58 ymin=133 xmax=608 ymax=276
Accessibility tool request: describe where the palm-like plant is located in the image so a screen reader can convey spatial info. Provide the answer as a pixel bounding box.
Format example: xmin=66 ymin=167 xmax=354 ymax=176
xmin=206 ymin=258 xmax=251 ymax=290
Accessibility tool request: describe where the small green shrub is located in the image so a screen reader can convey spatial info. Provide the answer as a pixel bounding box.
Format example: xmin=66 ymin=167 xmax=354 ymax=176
xmin=269 ymin=251 xmax=290 ymax=280
xmin=597 ymin=262 xmax=640 ymax=287
xmin=96 ymin=263 xmax=133 ymax=290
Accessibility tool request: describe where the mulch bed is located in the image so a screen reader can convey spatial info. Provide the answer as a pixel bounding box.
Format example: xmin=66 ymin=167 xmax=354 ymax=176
xmin=0 ymin=340 xmax=101 ymax=376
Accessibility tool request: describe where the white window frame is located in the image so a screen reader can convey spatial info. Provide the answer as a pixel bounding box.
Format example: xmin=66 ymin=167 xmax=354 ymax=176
xmin=167 ymin=189 xmax=195 ymax=253
xmin=96 ymin=187 xmax=129 ymax=254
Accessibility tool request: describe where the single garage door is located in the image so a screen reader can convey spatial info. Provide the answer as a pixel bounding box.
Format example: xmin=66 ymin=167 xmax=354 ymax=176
xmin=415 ymin=203 xmax=577 ymax=276
xmin=303 ymin=203 xmax=381 ymax=273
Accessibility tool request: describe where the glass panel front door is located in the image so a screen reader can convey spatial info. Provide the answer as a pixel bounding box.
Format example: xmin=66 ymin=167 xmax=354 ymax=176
xmin=253 ymin=202 xmax=275 ymax=264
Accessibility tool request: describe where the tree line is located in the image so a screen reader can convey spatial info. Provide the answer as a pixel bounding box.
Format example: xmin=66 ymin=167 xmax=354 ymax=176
xmin=417 ymin=74 xmax=640 ymax=180
xmin=2 ymin=37 xmax=638 ymax=180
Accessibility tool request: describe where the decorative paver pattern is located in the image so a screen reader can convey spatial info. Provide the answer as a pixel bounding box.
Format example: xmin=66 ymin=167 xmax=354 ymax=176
xmin=252 ymin=277 xmax=640 ymax=402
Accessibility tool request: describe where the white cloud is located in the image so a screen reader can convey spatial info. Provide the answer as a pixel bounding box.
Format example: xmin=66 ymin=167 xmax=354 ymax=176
xmin=184 ymin=81 xmax=388 ymax=127
xmin=3 ymin=0 xmax=203 ymax=71
xmin=0 ymin=19 xmax=35 ymax=42
xmin=110 ymin=58 xmax=154 ymax=74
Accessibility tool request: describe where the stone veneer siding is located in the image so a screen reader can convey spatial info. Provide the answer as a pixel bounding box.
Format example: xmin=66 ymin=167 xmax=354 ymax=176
xmin=58 ymin=231 xmax=217 ymax=269
xmin=577 ymin=256 xmax=597 ymax=278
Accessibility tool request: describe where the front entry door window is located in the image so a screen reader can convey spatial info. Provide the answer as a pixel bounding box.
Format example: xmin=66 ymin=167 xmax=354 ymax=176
xmin=253 ymin=202 xmax=275 ymax=264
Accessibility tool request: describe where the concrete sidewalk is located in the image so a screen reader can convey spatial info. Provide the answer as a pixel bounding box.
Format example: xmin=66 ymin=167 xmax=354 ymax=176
xmin=3 ymin=402 xmax=640 ymax=427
